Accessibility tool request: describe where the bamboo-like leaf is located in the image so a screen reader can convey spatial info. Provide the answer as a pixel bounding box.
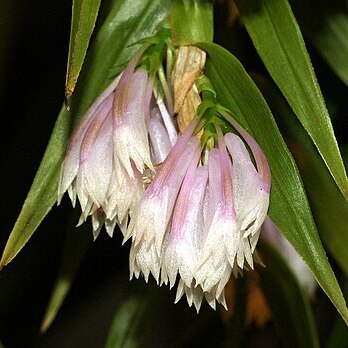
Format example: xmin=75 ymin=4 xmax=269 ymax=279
xmin=235 ymin=0 xmax=348 ymax=201
xmin=106 ymin=292 xmax=148 ymax=348
xmin=199 ymin=42 xmax=348 ymax=324
xmin=327 ymin=278 xmax=348 ymax=348
xmin=170 ymin=0 xmax=213 ymax=45
xmin=290 ymin=0 xmax=348 ymax=87
xmin=259 ymin=239 xmax=319 ymax=348
xmin=65 ymin=0 xmax=101 ymax=101
xmin=106 ymin=283 xmax=166 ymax=348
xmin=0 ymin=0 xmax=170 ymax=269
xmin=0 ymin=107 xmax=71 ymax=270
xmin=40 ymin=214 xmax=91 ymax=333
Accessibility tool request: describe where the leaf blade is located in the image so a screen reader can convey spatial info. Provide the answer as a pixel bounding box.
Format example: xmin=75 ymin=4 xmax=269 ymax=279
xmin=290 ymin=0 xmax=348 ymax=87
xmin=170 ymin=0 xmax=213 ymax=45
xmin=40 ymin=215 xmax=91 ymax=333
xmin=235 ymin=0 xmax=348 ymax=201
xmin=65 ymin=0 xmax=101 ymax=100
xmin=0 ymin=107 xmax=71 ymax=269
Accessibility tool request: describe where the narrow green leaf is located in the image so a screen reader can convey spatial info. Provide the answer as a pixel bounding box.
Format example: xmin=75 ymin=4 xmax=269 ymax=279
xmin=327 ymin=278 xmax=348 ymax=348
xmin=253 ymin=73 xmax=348 ymax=277
xmin=40 ymin=213 xmax=91 ymax=333
xmin=170 ymin=0 xmax=213 ymax=45
xmin=0 ymin=107 xmax=71 ymax=270
xmin=235 ymin=0 xmax=348 ymax=201
xmin=290 ymin=0 xmax=348 ymax=87
xmin=65 ymin=0 xmax=101 ymax=101
xmin=0 ymin=0 xmax=170 ymax=269
xmin=259 ymin=239 xmax=319 ymax=348
xmin=199 ymin=42 xmax=348 ymax=324
xmin=106 ymin=283 xmax=166 ymax=348
xmin=106 ymin=291 xmax=148 ymax=348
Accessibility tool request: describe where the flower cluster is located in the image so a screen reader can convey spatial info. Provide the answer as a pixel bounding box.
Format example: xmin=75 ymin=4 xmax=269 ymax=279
xmin=58 ymin=55 xmax=178 ymax=240
xmin=59 ymin=44 xmax=271 ymax=311
xmin=126 ymin=119 xmax=270 ymax=310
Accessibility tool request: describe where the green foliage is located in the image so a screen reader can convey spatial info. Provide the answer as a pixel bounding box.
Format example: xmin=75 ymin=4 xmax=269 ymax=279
xmin=291 ymin=0 xmax=348 ymax=87
xmin=40 ymin=212 xmax=91 ymax=333
xmin=65 ymin=0 xmax=101 ymax=101
xmin=235 ymin=0 xmax=348 ymax=201
xmin=170 ymin=0 xmax=213 ymax=45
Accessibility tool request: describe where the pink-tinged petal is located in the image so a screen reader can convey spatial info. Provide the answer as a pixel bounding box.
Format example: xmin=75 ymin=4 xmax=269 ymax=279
xmin=79 ymin=113 xmax=113 ymax=208
xmin=91 ymin=210 xmax=105 ymax=240
xmin=161 ymin=163 xmax=207 ymax=288
xmin=126 ymin=120 xmax=200 ymax=285
xmin=129 ymin=240 xmax=161 ymax=283
xmin=113 ymin=68 xmax=154 ymax=177
xmin=196 ymin=134 xmax=250 ymax=298
xmin=206 ymin=149 xmax=221 ymax=217
xmin=126 ymin=135 xmax=200 ymax=254
xmin=106 ymin=161 xmax=144 ymax=227
xmin=199 ymin=135 xmax=238 ymax=268
xmin=175 ymin=279 xmax=204 ymax=312
xmin=223 ymin=114 xmax=271 ymax=192
xmin=66 ymin=75 xmax=121 ymax=156
xmin=225 ymin=133 xmax=269 ymax=239
xmin=148 ymin=107 xmax=172 ymax=164
xmin=175 ymin=279 xmax=228 ymax=312
xmin=58 ymin=93 xmax=114 ymax=203
xmin=217 ymin=128 xmax=236 ymax=219
xmin=262 ymin=217 xmax=317 ymax=296
xmin=156 ymin=95 xmax=178 ymax=146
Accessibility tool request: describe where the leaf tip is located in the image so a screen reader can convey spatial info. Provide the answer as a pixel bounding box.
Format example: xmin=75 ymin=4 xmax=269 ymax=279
xmin=64 ymin=85 xmax=75 ymax=110
xmin=39 ymin=315 xmax=52 ymax=335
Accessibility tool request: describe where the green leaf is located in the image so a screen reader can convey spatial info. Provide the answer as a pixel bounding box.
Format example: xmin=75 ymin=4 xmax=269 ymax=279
xmin=106 ymin=291 xmax=148 ymax=348
xmin=40 ymin=213 xmax=91 ymax=333
xmin=170 ymin=0 xmax=213 ymax=45
xmin=0 ymin=107 xmax=71 ymax=270
xmin=106 ymin=283 xmax=166 ymax=348
xmin=0 ymin=0 xmax=170 ymax=269
xmin=65 ymin=0 xmax=101 ymax=101
xmin=290 ymin=0 xmax=348 ymax=87
xmin=199 ymin=42 xmax=348 ymax=325
xmin=253 ymin=73 xmax=348 ymax=277
xmin=259 ymin=239 xmax=319 ymax=348
xmin=235 ymin=0 xmax=348 ymax=201
xmin=327 ymin=278 xmax=348 ymax=348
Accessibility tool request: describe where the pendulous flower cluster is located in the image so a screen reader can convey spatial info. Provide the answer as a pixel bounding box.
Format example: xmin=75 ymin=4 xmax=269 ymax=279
xmin=58 ymin=41 xmax=271 ymax=311
xmin=58 ymin=54 xmax=178 ymax=240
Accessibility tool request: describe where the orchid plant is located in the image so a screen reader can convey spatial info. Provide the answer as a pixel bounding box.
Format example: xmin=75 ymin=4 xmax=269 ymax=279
xmin=1 ymin=0 xmax=348 ymax=347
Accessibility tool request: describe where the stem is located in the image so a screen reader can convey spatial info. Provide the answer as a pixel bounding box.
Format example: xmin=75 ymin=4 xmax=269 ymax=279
xmin=158 ymin=66 xmax=174 ymax=115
